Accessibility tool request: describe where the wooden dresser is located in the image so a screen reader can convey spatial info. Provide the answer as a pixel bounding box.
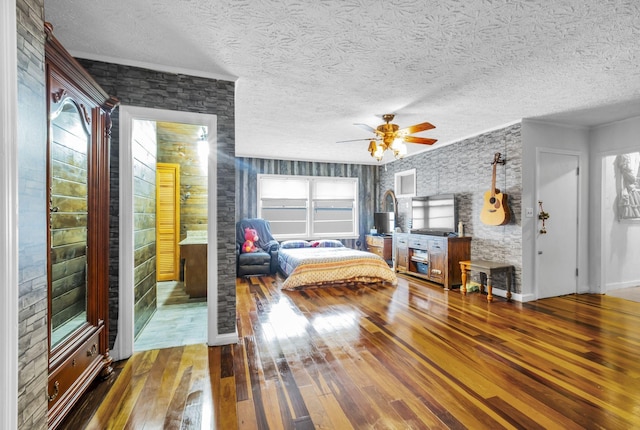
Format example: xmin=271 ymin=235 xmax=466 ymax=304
xmin=366 ymin=234 xmax=393 ymax=262
xmin=394 ymin=232 xmax=471 ymax=289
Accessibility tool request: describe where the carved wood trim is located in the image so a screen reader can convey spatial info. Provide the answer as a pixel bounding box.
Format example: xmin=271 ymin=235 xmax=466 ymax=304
xmin=51 ymin=88 xmax=66 ymax=104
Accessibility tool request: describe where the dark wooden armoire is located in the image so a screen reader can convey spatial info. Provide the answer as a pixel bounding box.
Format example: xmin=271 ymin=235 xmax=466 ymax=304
xmin=44 ymin=22 xmax=119 ymax=429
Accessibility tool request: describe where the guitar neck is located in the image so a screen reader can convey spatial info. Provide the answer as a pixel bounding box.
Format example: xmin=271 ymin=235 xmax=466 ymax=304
xmin=490 ymin=162 xmax=497 ymax=197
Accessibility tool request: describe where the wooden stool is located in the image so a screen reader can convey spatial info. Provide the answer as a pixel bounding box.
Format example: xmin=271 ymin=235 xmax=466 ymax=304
xmin=459 ymin=260 xmax=514 ymax=302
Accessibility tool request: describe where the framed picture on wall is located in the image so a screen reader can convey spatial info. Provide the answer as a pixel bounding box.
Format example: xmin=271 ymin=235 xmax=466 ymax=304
xmin=395 ymin=169 xmax=416 ymax=198
xmin=614 ymin=151 xmax=640 ymax=220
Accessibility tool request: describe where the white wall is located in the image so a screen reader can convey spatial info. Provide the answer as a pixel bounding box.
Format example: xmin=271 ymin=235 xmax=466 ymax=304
xmin=590 ymin=116 xmax=640 ymax=292
xmin=1 ymin=1 xmax=19 ymax=428
xmin=521 ymin=120 xmax=590 ymax=299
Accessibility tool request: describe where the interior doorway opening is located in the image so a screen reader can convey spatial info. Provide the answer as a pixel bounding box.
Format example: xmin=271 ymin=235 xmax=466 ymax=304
xmin=131 ymin=120 xmax=210 ymax=352
xmin=113 ymin=106 xmax=218 ymax=361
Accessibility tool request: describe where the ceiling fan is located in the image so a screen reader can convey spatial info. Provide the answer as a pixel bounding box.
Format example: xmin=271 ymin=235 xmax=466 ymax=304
xmin=338 ymin=114 xmax=437 ymax=161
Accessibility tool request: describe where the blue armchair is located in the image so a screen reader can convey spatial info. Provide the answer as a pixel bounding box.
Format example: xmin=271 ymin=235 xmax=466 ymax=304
xmin=236 ymin=218 xmax=280 ymax=277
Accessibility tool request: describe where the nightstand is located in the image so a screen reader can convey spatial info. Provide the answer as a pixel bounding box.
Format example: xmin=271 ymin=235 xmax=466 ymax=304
xmin=366 ymin=234 xmax=393 ymax=262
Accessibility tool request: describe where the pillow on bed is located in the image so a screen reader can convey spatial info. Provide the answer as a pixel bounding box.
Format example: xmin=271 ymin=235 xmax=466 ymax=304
xmin=281 ymin=240 xmax=311 ymax=249
xmin=311 ymin=239 xmax=344 ymax=248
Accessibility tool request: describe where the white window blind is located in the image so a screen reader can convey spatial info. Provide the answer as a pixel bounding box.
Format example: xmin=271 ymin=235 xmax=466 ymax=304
xmin=258 ymin=174 xmax=359 ymax=240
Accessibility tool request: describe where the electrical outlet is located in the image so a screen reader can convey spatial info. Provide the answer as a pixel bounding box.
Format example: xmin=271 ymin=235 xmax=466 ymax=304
xmin=525 ymin=207 xmax=534 ymax=218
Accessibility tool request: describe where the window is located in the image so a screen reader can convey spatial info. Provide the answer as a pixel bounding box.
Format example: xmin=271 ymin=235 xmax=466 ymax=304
xmin=395 ymin=168 xmax=416 ymax=197
xmin=258 ymin=174 xmax=358 ymax=239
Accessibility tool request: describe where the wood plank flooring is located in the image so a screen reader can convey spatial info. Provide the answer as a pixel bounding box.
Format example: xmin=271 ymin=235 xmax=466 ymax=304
xmin=63 ymin=274 xmax=640 ymax=429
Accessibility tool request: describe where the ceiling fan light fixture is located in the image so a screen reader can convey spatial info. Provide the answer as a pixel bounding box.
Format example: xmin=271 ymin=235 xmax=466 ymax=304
xmin=368 ymin=140 xmax=377 ymax=156
xmin=368 ymin=140 xmax=384 ymax=161
xmin=339 ymin=114 xmax=436 ymax=162
xmin=393 ymin=143 xmax=407 ymax=159
xmin=390 ymin=137 xmax=403 ymax=151
xmin=373 ymin=144 xmax=385 ymax=161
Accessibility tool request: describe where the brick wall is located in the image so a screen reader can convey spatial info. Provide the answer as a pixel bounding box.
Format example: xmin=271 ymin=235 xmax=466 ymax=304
xmin=378 ymin=123 xmax=523 ymax=293
xmin=16 ymin=0 xmax=48 ymax=428
xmin=76 ymin=59 xmax=237 ymax=338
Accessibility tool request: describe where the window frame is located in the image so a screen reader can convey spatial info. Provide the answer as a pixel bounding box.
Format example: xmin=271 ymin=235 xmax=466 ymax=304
xmin=257 ymin=174 xmax=359 ymax=240
xmin=395 ymin=168 xmax=417 ymax=198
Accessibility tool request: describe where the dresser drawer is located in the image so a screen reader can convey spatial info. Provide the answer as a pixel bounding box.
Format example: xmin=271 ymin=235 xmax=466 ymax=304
xmin=48 ymin=329 xmax=103 ymax=412
xmin=428 ymin=238 xmax=444 ymax=251
xmin=396 ymin=236 xmax=408 ymax=248
xmin=366 ymin=235 xmax=385 ymax=247
xmin=408 ymin=235 xmax=429 ymax=250
xmin=369 ymin=246 xmax=385 ymax=258
xmin=366 ymin=235 xmax=392 ymax=260
xmin=429 ymin=268 xmax=445 ymax=283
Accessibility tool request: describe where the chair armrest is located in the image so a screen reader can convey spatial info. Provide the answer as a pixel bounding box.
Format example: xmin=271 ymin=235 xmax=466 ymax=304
xmin=264 ymin=239 xmax=279 ymax=253
xmin=268 ymin=247 xmax=279 ymax=274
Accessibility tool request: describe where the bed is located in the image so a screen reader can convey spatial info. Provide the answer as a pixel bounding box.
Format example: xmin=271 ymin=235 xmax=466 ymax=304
xmin=278 ymin=239 xmax=398 ymax=290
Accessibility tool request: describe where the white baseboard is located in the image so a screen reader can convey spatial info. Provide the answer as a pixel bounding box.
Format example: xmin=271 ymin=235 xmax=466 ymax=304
xmin=488 ymin=287 xmax=534 ymax=303
xmin=606 ymin=280 xmax=640 ymax=292
xmin=208 ymin=331 xmax=239 ymax=346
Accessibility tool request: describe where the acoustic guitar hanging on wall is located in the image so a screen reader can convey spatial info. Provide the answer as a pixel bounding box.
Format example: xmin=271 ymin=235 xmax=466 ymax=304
xmin=480 ymin=152 xmax=510 ymax=226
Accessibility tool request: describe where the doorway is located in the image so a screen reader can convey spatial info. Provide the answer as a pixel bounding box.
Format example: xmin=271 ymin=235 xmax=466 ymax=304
xmin=113 ymin=106 xmax=219 ymax=361
xmin=536 ymin=150 xmax=580 ymax=299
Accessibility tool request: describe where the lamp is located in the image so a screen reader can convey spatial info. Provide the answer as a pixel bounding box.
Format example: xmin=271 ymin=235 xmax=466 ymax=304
xmin=368 ymin=136 xmax=407 ymax=162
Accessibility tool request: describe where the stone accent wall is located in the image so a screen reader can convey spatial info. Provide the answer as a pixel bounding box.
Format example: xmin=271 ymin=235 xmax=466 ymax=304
xmin=76 ymin=59 xmax=237 ymax=338
xmin=378 ymin=123 xmax=523 ymax=293
xmin=236 ymin=157 xmax=377 ymax=249
xmin=132 ymin=120 xmax=157 ymax=337
xmin=16 ymin=0 xmax=48 ymax=428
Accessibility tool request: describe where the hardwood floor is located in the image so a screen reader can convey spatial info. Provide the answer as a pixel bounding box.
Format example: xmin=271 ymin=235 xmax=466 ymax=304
xmin=63 ymin=274 xmax=640 ymax=429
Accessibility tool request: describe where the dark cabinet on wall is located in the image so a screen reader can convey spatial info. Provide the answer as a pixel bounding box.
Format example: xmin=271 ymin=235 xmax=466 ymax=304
xmin=45 ymin=23 xmax=119 ymax=429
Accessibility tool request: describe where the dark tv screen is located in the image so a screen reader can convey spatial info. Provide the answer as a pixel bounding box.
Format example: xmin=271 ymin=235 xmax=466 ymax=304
xmin=411 ymin=194 xmax=456 ymax=233
xmin=374 ymin=212 xmax=395 ymax=234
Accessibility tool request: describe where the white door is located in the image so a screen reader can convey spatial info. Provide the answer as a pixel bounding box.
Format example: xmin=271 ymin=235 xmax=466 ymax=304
xmin=537 ymin=151 xmax=579 ymax=299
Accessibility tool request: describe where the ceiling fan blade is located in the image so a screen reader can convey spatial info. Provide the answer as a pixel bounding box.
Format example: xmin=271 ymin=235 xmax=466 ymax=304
xmin=403 ymin=135 xmax=438 ymax=145
xmin=336 ymin=138 xmax=377 ymax=143
xmin=397 ymin=121 xmax=436 ymax=135
xmin=354 ymin=123 xmax=379 ymax=134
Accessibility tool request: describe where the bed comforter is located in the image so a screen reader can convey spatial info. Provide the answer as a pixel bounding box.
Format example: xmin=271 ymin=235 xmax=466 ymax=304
xmin=278 ymin=246 xmax=397 ymax=290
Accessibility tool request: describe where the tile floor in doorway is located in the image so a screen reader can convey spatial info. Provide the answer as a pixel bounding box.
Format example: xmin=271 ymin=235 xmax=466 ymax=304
xmin=134 ymin=281 xmax=207 ymax=351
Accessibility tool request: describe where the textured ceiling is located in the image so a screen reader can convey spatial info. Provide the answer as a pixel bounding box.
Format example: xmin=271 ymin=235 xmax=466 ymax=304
xmin=44 ymin=0 xmax=640 ymax=164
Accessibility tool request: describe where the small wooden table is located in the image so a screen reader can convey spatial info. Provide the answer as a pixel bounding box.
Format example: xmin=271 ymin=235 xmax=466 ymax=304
xmin=459 ymin=260 xmax=513 ymax=302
